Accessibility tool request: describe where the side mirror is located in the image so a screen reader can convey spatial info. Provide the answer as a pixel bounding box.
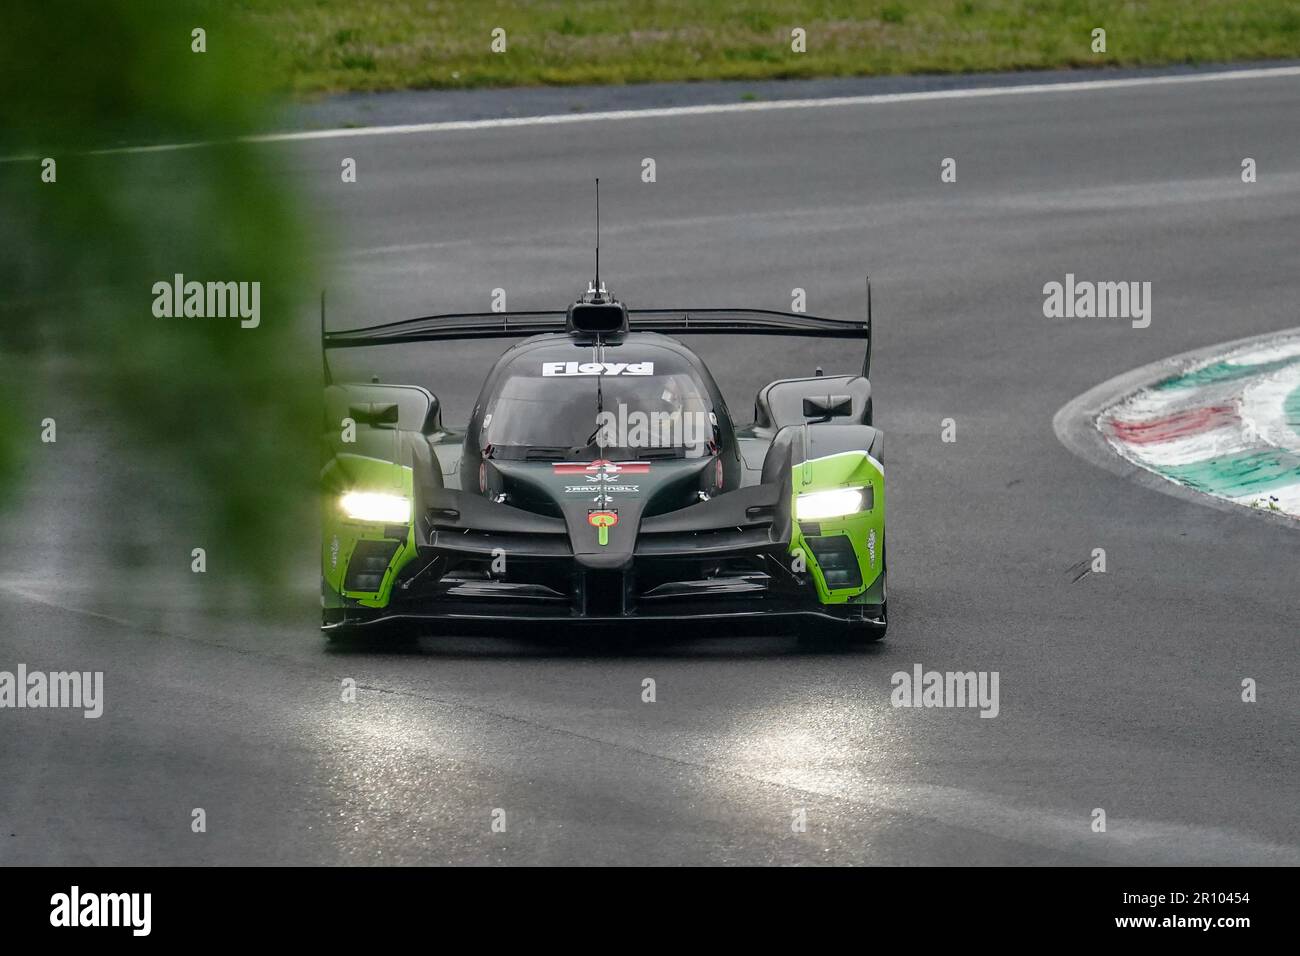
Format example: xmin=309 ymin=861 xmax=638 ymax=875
xmin=349 ymin=402 xmax=400 ymax=427
xmin=802 ymin=394 xmax=852 ymax=422
xmin=420 ymin=394 xmax=443 ymax=436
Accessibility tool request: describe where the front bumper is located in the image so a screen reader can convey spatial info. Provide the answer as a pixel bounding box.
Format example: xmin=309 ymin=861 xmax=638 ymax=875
xmin=322 ymin=602 xmax=886 ymax=635
xmin=323 ymin=538 xmax=884 ymax=634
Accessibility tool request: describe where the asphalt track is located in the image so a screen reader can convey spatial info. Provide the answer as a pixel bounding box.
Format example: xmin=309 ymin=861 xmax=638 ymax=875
xmin=2 ymin=69 xmax=1298 ymax=865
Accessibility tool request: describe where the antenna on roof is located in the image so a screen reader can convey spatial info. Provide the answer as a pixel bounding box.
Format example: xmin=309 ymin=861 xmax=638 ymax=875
xmin=594 ymin=177 xmax=601 ymax=298
xmin=580 ymin=178 xmax=613 ymax=305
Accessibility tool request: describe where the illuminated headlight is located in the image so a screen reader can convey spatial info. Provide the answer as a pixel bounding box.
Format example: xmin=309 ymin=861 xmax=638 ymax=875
xmin=796 ymin=486 xmax=865 ymax=521
xmin=340 ymin=492 xmax=411 ymax=523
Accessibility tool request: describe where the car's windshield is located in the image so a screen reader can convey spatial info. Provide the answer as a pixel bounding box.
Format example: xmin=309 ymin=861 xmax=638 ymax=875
xmin=483 ymin=359 xmax=714 ymax=459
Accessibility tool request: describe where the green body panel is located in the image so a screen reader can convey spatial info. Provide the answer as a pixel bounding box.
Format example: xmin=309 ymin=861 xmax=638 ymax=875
xmin=787 ymin=451 xmax=886 ymax=605
xmin=320 ymin=454 xmax=418 ymax=609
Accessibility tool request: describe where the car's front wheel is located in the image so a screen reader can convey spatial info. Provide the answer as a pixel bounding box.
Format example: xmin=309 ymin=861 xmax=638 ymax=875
xmin=797 ymin=594 xmax=887 ymax=647
xmin=323 ymin=617 xmax=418 ymax=648
xmin=851 ymin=597 xmax=887 ymax=643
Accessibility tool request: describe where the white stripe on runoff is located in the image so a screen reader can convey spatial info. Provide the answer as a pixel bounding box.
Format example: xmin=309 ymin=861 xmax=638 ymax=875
xmin=1240 ymin=363 xmax=1300 ymax=455
xmin=1232 ymin=483 xmax=1300 ymax=514
xmin=0 ymin=64 xmax=1294 ymax=161
xmin=1123 ymin=425 xmax=1252 ymax=468
xmin=1104 ymin=378 xmax=1243 ymax=422
xmin=1225 ymin=339 xmax=1300 ymax=366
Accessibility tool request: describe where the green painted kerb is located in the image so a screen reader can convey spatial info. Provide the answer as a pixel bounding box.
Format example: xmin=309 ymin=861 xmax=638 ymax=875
xmin=1163 ymin=449 xmax=1300 ymax=498
xmin=1153 ymin=355 xmax=1300 ymax=391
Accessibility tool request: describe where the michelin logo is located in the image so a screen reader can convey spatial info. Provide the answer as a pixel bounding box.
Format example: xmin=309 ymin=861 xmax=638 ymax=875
xmin=543 ymin=362 xmax=654 ymax=376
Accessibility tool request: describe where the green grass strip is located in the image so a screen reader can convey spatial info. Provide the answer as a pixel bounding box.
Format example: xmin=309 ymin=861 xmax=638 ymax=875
xmin=230 ymin=1 xmax=1300 ymax=96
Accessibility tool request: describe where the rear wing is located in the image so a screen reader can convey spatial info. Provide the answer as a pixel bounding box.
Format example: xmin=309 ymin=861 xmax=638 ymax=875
xmin=322 ymin=280 xmax=875 ymax=378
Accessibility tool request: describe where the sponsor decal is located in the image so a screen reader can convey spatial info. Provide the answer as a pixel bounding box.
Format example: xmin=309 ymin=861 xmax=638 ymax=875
xmin=552 ymin=458 xmax=650 ymax=476
xmin=564 ymin=484 xmax=639 ymax=494
xmin=587 ymin=509 xmax=618 ymax=546
xmin=542 ymin=361 xmax=654 ymax=377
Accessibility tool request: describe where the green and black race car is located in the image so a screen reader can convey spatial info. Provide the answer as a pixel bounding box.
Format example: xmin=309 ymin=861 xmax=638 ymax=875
xmin=320 ymin=279 xmax=886 ymax=642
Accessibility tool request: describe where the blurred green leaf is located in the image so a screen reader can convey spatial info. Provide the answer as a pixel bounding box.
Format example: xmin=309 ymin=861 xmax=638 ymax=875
xmin=0 ymin=1 xmax=318 ymax=600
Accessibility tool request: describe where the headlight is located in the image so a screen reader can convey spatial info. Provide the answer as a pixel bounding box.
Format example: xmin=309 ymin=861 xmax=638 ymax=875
xmin=340 ymin=491 xmax=411 ymax=523
xmin=796 ymin=486 xmax=865 ymax=521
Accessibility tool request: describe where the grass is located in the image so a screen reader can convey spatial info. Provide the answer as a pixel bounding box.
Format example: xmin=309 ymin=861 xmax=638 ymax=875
xmin=230 ymin=0 xmax=1300 ymax=96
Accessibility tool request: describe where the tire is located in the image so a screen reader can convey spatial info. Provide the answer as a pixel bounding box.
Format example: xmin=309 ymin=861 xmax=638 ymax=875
xmin=796 ymin=595 xmax=886 ymax=646
xmin=323 ymin=625 xmax=363 ymax=645
xmin=863 ymin=539 xmax=888 ymax=641
xmin=843 ymin=535 xmax=887 ymax=642
xmin=861 ymin=536 xmax=889 ymax=642
xmin=852 ymin=597 xmax=887 ymax=643
xmin=797 ymin=532 xmax=888 ymax=645
xmin=323 ymin=621 xmax=417 ymax=648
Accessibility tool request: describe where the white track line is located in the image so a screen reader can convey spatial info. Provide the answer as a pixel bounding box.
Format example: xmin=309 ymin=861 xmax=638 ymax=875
xmin=5 ymin=64 xmax=1299 ymax=161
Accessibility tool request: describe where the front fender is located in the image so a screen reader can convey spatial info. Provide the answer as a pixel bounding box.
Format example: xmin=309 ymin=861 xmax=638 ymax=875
xmin=321 ymin=453 xmax=418 ymax=609
xmin=783 ymin=429 xmax=886 ymax=605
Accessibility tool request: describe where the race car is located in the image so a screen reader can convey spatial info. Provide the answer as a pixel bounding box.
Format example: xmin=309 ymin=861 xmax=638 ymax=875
xmin=320 ymin=279 xmax=886 ymax=642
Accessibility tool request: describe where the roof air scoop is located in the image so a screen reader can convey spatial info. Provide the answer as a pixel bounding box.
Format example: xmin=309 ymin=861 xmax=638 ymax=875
xmin=567 ymin=299 xmax=628 ymax=336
